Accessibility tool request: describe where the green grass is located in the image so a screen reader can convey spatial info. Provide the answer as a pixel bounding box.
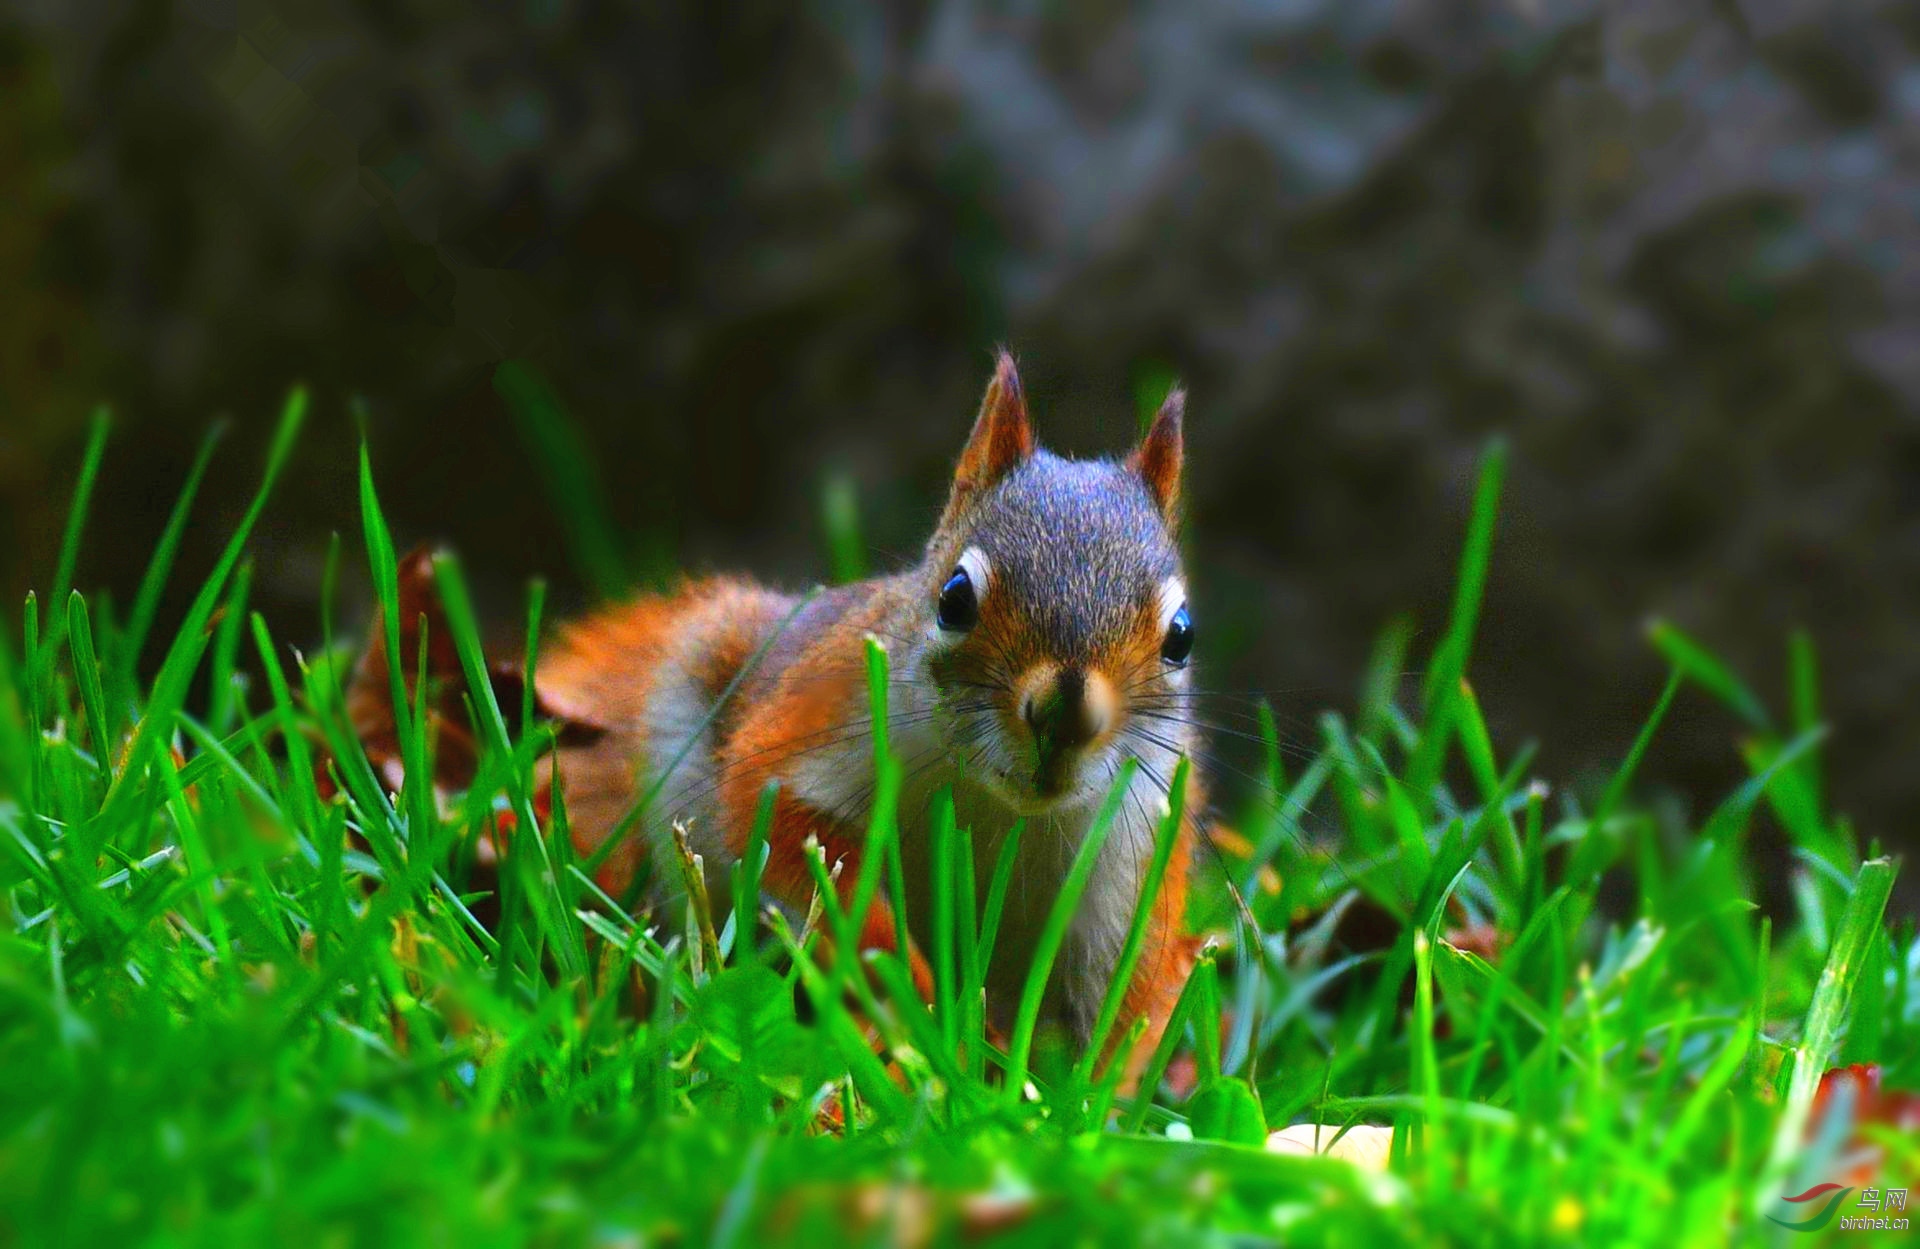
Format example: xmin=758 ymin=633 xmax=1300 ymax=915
xmin=1 ymin=393 xmax=1914 ymax=1246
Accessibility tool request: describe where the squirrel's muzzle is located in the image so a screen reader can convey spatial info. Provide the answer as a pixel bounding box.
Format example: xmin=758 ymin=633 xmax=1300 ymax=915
xmin=1018 ymin=666 xmax=1116 ymax=796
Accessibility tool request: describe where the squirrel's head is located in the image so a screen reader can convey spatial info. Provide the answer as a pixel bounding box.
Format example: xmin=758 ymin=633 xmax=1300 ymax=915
xmin=918 ymin=351 xmax=1192 ymax=815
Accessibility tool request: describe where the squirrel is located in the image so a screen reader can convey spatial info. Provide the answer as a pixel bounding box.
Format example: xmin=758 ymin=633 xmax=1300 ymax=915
xmin=532 ymin=352 xmax=1203 ymax=1070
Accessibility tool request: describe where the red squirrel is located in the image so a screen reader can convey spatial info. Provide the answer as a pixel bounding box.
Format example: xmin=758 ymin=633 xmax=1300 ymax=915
xmin=534 ymin=353 xmax=1202 ymax=1068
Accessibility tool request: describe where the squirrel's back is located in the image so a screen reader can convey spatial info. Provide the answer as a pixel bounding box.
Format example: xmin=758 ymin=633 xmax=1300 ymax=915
xmin=535 ymin=573 xmax=916 ymax=893
xmin=536 ymin=576 xmax=792 ymax=891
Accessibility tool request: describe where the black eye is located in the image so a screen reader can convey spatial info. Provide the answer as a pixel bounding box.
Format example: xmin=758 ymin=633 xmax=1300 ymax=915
xmin=1161 ymin=603 xmax=1193 ymax=666
xmin=937 ymin=568 xmax=978 ymax=632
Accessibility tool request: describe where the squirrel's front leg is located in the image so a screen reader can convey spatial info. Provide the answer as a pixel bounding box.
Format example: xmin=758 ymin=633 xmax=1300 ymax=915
xmin=746 ymin=789 xmax=937 ymax=1000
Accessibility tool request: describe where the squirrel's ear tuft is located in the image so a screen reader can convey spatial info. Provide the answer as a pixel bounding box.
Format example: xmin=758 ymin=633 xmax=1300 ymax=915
xmin=951 ymin=349 xmax=1035 ymax=500
xmin=1130 ymin=385 xmax=1184 ymax=525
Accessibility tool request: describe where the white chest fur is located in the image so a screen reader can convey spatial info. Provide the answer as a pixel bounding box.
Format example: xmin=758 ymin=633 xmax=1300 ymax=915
xmin=794 ymin=699 xmax=1179 ymax=1037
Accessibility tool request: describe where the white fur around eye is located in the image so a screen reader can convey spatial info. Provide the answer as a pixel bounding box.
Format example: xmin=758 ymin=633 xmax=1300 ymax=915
xmin=1157 ymin=576 xmax=1187 ymax=632
xmin=958 ymin=546 xmax=992 ymax=594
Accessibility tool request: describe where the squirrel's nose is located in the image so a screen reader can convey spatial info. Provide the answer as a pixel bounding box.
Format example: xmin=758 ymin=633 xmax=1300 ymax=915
xmin=1021 ymin=668 xmax=1110 ymax=752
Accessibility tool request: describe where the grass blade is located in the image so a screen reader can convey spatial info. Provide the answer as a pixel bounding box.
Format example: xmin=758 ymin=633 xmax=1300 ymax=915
xmin=1757 ymin=856 xmax=1898 ymax=1213
xmin=46 ymin=406 xmax=111 ymax=649
xmin=820 ymin=472 xmax=866 ymax=584
xmin=1419 ymin=437 xmax=1505 ymax=711
xmin=116 ymin=422 xmax=224 ymax=693
xmin=494 ymin=360 xmax=631 ymax=599
xmin=1004 ymin=759 xmax=1138 ymax=1099
xmin=100 ymin=389 xmax=305 ymax=823
xmin=432 ymin=552 xmax=583 ymax=976
xmin=1647 ymin=618 xmax=1769 ymax=730
xmin=1589 ymin=666 xmax=1683 ymax=836
xmin=66 ymin=593 xmax=112 ymax=781
xmin=1076 ymin=757 xmax=1189 ymax=1086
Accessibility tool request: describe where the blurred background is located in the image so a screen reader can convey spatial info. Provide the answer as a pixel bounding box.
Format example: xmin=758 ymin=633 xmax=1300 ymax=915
xmin=4 ymin=1 xmax=1918 ymax=877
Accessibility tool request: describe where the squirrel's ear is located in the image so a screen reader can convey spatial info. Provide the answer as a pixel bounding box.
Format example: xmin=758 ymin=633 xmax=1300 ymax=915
xmin=1130 ymin=385 xmax=1184 ymax=525
xmin=950 ymin=349 xmax=1034 ymax=501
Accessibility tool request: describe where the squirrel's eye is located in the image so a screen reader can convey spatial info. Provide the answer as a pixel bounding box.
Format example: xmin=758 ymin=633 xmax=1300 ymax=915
xmin=937 ymin=568 xmax=978 ymax=632
xmin=1161 ymin=603 xmax=1194 ymax=666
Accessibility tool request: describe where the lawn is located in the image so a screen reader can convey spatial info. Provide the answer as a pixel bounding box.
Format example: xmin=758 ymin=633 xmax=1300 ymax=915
xmin=0 ymin=389 xmax=1913 ymax=1246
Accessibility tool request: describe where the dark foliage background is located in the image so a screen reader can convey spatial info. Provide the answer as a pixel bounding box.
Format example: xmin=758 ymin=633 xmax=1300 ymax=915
xmin=4 ymin=1 xmax=1918 ymax=874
